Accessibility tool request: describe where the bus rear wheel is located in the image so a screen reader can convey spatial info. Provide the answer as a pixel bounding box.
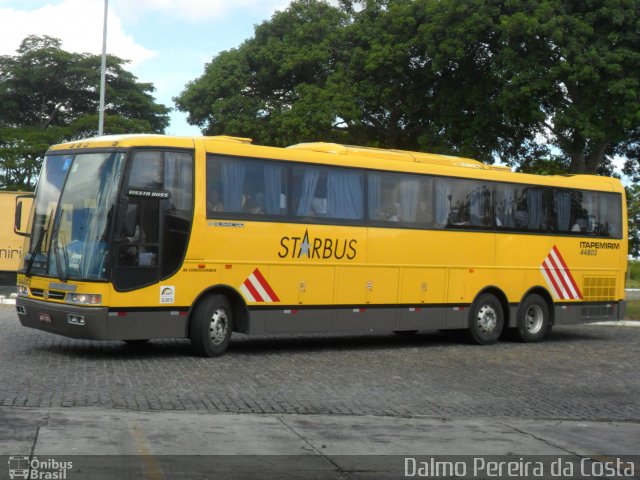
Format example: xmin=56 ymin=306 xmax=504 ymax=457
xmin=190 ymin=294 xmax=233 ymax=357
xmin=515 ymin=294 xmax=551 ymax=343
xmin=468 ymin=293 xmax=504 ymax=345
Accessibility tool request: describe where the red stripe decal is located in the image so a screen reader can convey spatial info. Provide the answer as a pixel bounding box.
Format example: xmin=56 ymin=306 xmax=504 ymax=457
xmin=541 ymin=246 xmax=583 ymax=300
xmin=244 ymin=278 xmax=264 ymax=302
xmin=546 ymin=253 xmax=572 ymax=298
xmin=551 ymin=246 xmax=583 ymax=298
xmin=252 ymin=268 xmax=280 ymax=302
xmin=542 ymin=260 xmax=566 ymax=299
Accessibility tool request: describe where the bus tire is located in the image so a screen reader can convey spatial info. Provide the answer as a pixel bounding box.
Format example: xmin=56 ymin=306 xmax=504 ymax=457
xmin=515 ymin=294 xmax=550 ymax=343
xmin=467 ymin=293 xmax=503 ymax=345
xmin=189 ymin=294 xmax=233 ymax=357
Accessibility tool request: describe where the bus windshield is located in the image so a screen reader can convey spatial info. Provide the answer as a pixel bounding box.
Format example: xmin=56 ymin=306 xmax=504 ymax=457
xmin=23 ymin=151 xmax=125 ymax=281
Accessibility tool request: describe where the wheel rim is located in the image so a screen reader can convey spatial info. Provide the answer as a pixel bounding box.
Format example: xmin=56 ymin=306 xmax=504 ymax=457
xmin=476 ymin=304 xmax=497 ymax=335
xmin=209 ymin=306 xmax=229 ymax=345
xmin=524 ymin=305 xmax=544 ymax=334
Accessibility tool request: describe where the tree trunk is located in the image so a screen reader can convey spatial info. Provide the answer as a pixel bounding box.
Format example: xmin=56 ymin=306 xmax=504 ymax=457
xmin=568 ymin=140 xmax=610 ymax=175
xmin=569 ymin=151 xmax=586 ymax=174
xmin=585 ymin=140 xmax=609 ymax=175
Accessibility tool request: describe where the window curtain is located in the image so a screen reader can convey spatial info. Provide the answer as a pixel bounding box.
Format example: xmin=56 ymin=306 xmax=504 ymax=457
xmin=435 ymin=179 xmax=451 ymax=226
xmin=598 ymin=193 xmax=617 ymax=236
xmin=527 ymin=189 xmax=543 ymax=229
xmin=554 ymin=191 xmax=571 ymax=231
xmin=469 ymin=187 xmax=487 ymax=226
xmin=296 ymin=167 xmax=320 ymax=216
xmin=500 ymin=188 xmax=515 ymax=227
xmin=583 ymin=192 xmax=597 ymax=232
xmin=368 ymin=174 xmax=382 ymax=220
xmin=165 ymin=152 xmax=192 ymax=212
xmin=327 ymin=170 xmax=363 ymax=219
xmin=264 ymin=165 xmax=282 ymax=214
xmin=221 ymin=161 xmax=245 ymax=212
xmin=399 ymin=179 xmax=419 ymax=222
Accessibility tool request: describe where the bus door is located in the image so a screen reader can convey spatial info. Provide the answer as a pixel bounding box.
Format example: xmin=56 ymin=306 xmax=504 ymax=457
xmin=113 ymin=150 xmax=193 ymax=291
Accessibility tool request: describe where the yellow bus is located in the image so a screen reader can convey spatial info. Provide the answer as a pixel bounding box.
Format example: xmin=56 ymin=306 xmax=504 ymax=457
xmin=14 ymin=135 xmax=627 ymax=356
xmin=0 ymin=191 xmax=32 ymax=285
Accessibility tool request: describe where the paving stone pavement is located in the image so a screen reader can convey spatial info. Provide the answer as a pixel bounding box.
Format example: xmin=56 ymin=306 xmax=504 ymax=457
xmin=1 ymin=304 xmax=639 ymax=419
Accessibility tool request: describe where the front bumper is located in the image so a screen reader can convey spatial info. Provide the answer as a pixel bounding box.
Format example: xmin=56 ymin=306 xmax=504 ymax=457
xmin=16 ymin=297 xmax=109 ymax=340
xmin=15 ymin=297 xmax=189 ymax=340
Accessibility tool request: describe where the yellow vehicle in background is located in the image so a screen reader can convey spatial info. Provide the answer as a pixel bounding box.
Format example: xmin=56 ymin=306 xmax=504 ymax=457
xmin=14 ymin=135 xmax=627 ymax=356
xmin=0 ymin=191 xmax=32 ymax=285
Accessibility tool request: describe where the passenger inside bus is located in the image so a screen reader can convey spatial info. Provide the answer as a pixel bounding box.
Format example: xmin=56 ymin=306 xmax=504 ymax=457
xmin=207 ymin=189 xmax=224 ymax=213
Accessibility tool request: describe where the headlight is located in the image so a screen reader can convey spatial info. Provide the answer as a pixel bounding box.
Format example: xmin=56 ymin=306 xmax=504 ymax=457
xmin=67 ymin=293 xmax=102 ymax=305
xmin=16 ymin=285 xmax=29 ymax=296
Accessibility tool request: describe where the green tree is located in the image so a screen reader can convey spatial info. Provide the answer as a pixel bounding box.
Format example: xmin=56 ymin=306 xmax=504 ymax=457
xmin=176 ymin=1 xmax=348 ymax=146
xmin=412 ymin=0 xmax=640 ymax=170
xmin=176 ymin=0 xmax=639 ymax=175
xmin=495 ymin=0 xmax=636 ymax=173
xmin=0 ymin=35 xmax=170 ymax=190
xmin=628 ymin=184 xmax=640 ymax=258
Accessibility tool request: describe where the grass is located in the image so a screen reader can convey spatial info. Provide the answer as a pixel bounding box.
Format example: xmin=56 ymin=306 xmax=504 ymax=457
xmin=624 ymin=260 xmax=639 ymax=319
xmin=628 ymin=260 xmax=640 ymax=289
xmin=626 ymin=300 xmax=640 ymax=320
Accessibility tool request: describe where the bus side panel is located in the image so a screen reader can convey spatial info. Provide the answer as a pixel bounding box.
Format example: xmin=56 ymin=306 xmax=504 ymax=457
xmin=266 ymin=265 xmax=336 ymax=333
xmin=398 ymin=267 xmax=446 ymax=329
xmin=496 ymin=233 xmax=552 ymax=297
xmin=334 ymin=266 xmax=400 ymax=305
xmin=398 ymin=266 xmax=447 ymax=304
xmin=0 ymin=192 xmax=31 ymax=284
xmin=270 ymin=265 xmax=336 ymax=306
xmin=496 ymin=233 xmax=626 ymax=326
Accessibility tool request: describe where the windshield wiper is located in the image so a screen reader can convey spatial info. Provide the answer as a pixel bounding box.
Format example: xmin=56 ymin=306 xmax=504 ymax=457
xmin=52 ymin=208 xmax=70 ymax=282
xmin=53 ymin=237 xmax=68 ymax=282
xmin=25 ymin=228 xmax=47 ymax=278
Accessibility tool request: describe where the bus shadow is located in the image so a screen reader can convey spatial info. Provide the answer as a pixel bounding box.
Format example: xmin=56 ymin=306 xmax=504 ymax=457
xmin=28 ymin=326 xmax=605 ymax=359
xmin=228 ymin=330 xmax=463 ymax=355
xmin=30 ymin=330 xmax=462 ymax=359
xmin=29 ymin=338 xmax=194 ymax=360
xmin=228 ymin=326 xmax=605 ymax=354
xmin=232 ymin=325 xmax=608 ymax=354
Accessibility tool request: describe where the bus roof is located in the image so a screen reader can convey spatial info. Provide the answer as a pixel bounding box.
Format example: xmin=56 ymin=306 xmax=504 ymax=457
xmin=287 ymin=142 xmax=511 ymax=171
xmin=47 ymin=134 xmax=624 ymax=193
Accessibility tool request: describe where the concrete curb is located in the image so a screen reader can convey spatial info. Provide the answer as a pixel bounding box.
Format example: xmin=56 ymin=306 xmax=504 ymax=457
xmin=0 ymin=294 xmax=16 ymax=305
xmin=591 ymin=320 xmax=640 ymax=327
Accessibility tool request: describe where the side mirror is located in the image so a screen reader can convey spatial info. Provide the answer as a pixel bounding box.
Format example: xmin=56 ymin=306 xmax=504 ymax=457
xmin=123 ymin=203 xmax=138 ymax=237
xmin=14 ymin=194 xmax=34 ymax=237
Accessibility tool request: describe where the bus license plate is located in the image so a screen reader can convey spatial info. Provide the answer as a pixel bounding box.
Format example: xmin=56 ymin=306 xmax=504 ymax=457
xmin=38 ymin=313 xmax=52 ymax=324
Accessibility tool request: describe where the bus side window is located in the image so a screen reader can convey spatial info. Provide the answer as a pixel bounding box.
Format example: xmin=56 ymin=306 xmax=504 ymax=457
xmin=496 ymin=184 xmax=515 ymax=228
xmin=599 ymin=192 xmax=622 ymax=237
xmin=368 ymin=172 xmax=432 ymax=225
xmin=207 ymin=156 xmax=287 ymax=217
xmin=207 ymin=189 xmax=224 ymax=214
xmin=294 ymin=166 xmax=363 ymax=220
xmin=443 ymin=179 xmax=492 ymax=228
xmin=434 ymin=179 xmax=451 ymax=227
xmin=509 ymin=187 xmax=547 ymax=231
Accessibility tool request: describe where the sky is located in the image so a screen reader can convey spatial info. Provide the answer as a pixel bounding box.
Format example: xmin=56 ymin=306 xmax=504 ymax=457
xmin=0 ymin=0 xmax=293 ymax=136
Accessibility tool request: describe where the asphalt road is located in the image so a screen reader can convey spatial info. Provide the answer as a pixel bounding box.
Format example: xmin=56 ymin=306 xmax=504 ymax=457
xmin=0 ymin=303 xmax=639 ymax=419
xmin=1 ymin=303 xmax=639 ymax=479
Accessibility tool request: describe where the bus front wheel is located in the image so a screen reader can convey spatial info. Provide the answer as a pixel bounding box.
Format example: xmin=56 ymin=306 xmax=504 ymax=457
xmin=468 ymin=293 xmax=504 ymax=345
xmin=190 ymin=294 xmax=233 ymax=357
xmin=515 ymin=294 xmax=551 ymax=343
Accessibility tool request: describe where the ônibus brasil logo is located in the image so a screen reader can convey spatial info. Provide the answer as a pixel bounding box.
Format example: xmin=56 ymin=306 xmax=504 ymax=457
xmin=8 ymin=456 xmax=73 ymax=480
